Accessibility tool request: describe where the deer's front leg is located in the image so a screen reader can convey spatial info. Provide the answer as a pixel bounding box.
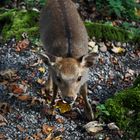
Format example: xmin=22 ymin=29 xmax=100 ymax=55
xmin=80 ymin=83 xmax=94 ymax=120
xmin=50 ymin=81 xmax=58 ymax=106
xmin=46 ymin=74 xmax=53 ymax=93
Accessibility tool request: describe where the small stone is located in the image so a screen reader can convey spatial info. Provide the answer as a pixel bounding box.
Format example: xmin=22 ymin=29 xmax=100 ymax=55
xmin=99 ymin=45 xmax=107 ymax=52
xmin=83 ymin=121 xmax=103 ymax=133
xmin=116 ymin=42 xmax=121 ymax=47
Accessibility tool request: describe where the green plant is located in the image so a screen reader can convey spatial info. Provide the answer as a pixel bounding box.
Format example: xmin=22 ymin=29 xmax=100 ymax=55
xmin=25 ymin=0 xmax=46 ymax=9
xmin=0 ymin=9 xmax=39 ymax=41
xmin=107 ymin=0 xmax=124 ymax=18
xmin=96 ymin=0 xmax=139 ymax=20
xmin=85 ymin=21 xmax=140 ymax=43
xmin=96 ymin=104 xmax=110 ymax=118
xmin=104 ymin=78 xmax=140 ymax=139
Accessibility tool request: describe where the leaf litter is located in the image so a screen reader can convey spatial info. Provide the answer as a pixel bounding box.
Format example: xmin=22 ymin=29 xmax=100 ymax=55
xmin=0 ymin=38 xmax=139 ymax=139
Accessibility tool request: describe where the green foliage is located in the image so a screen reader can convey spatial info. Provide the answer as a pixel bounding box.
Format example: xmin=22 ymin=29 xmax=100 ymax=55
xmin=107 ymin=0 xmax=124 ymax=18
xmin=85 ymin=21 xmax=140 ymax=43
xmin=25 ymin=0 xmax=46 ymax=8
xmin=0 ymin=0 xmax=46 ymax=9
xmin=96 ymin=0 xmax=139 ymax=20
xmin=0 ymin=9 xmax=39 ymax=41
xmin=96 ymin=104 xmax=110 ymax=118
xmin=105 ymin=78 xmax=140 ymax=139
xmin=133 ymin=75 xmax=140 ymax=87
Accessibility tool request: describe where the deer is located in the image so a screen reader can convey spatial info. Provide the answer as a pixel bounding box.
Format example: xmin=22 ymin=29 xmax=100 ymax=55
xmin=39 ymin=0 xmax=98 ymax=120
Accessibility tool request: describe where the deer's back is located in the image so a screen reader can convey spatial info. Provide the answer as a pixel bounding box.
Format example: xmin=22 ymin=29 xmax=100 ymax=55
xmin=40 ymin=0 xmax=88 ymax=59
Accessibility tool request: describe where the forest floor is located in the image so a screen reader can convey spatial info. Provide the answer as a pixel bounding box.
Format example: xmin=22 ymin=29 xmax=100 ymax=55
xmin=0 ymin=38 xmax=139 ymax=140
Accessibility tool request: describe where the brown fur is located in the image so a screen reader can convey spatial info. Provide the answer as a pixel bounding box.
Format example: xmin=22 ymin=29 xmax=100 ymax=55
xmin=40 ymin=0 xmax=97 ymax=120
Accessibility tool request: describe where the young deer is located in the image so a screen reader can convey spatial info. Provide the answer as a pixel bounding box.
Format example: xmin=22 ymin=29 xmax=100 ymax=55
xmin=40 ymin=0 xmax=97 ymax=120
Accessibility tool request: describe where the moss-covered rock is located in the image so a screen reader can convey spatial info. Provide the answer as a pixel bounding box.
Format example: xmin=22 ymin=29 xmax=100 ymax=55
xmin=0 ymin=9 xmax=39 ymax=41
xmin=105 ymin=76 xmax=140 ymax=139
xmin=85 ymin=22 xmax=140 ymax=43
xmin=1 ymin=9 xmax=140 ymax=44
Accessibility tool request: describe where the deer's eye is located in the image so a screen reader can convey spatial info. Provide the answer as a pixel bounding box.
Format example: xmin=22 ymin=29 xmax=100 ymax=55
xmin=56 ymin=76 xmax=61 ymax=82
xmin=77 ymin=76 xmax=82 ymax=82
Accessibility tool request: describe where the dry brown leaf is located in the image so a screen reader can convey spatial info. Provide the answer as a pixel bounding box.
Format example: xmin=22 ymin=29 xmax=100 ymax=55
xmin=10 ymin=84 xmax=24 ymax=94
xmin=0 ymin=114 xmax=7 ymax=126
xmin=0 ymin=133 xmax=6 ymax=139
xmin=15 ymin=39 xmax=29 ymax=52
xmin=56 ymin=118 xmax=64 ymax=124
xmin=17 ymin=125 xmax=26 ymax=132
xmin=42 ymin=124 xmax=55 ymax=135
xmin=0 ymin=103 xmax=11 ymax=114
xmin=17 ymin=95 xmax=31 ymax=101
xmin=45 ymin=133 xmax=53 ymax=140
xmin=55 ymin=100 xmax=71 ymax=114
xmin=0 ymin=69 xmax=17 ymax=81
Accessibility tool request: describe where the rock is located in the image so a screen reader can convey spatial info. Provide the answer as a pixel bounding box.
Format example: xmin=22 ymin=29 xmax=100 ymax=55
xmin=107 ymin=122 xmax=119 ymax=130
xmin=99 ymin=44 xmax=107 ymax=52
xmin=88 ymin=41 xmax=99 ymax=53
xmin=83 ymin=121 xmax=104 ymax=133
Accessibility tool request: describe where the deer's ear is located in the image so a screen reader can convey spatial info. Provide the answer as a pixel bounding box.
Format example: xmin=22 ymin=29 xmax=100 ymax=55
xmin=38 ymin=52 xmax=62 ymax=66
xmin=79 ymin=53 xmax=98 ymax=68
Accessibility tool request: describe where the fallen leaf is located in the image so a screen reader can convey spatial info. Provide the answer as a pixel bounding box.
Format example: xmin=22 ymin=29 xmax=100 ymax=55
xmin=37 ymin=78 xmax=46 ymax=85
xmin=32 ymin=132 xmax=42 ymax=140
xmin=53 ymin=135 xmax=63 ymax=140
xmin=30 ymin=97 xmax=46 ymax=106
xmin=42 ymin=124 xmax=55 ymax=135
xmin=0 ymin=69 xmax=17 ymax=81
xmin=45 ymin=133 xmax=63 ymax=140
xmin=55 ymin=100 xmax=71 ymax=113
xmin=0 ymin=114 xmax=7 ymax=126
xmin=0 ymin=103 xmax=11 ymax=114
xmin=17 ymin=125 xmax=25 ymax=132
xmin=83 ymin=121 xmax=103 ymax=133
xmin=56 ymin=117 xmax=64 ymax=123
xmin=15 ymin=39 xmax=29 ymax=52
xmin=10 ymin=84 xmax=24 ymax=94
xmin=38 ymin=67 xmax=45 ymax=73
xmin=45 ymin=133 xmax=53 ymax=140
xmin=111 ymin=46 xmax=125 ymax=53
xmin=17 ymin=95 xmax=31 ymax=101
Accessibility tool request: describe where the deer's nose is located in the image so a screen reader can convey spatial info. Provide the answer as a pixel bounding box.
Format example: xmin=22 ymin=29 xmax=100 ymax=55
xmin=64 ymin=96 xmax=74 ymax=104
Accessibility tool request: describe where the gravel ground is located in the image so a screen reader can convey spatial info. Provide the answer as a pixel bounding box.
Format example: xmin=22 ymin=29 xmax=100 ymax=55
xmin=0 ymin=39 xmax=140 ymax=140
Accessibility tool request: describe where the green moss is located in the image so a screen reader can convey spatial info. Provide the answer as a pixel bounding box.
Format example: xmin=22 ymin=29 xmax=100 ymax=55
xmin=0 ymin=9 xmax=39 ymax=41
xmin=133 ymin=75 xmax=140 ymax=87
xmin=105 ymin=78 xmax=140 ymax=139
xmin=85 ymin=22 xmax=140 ymax=43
